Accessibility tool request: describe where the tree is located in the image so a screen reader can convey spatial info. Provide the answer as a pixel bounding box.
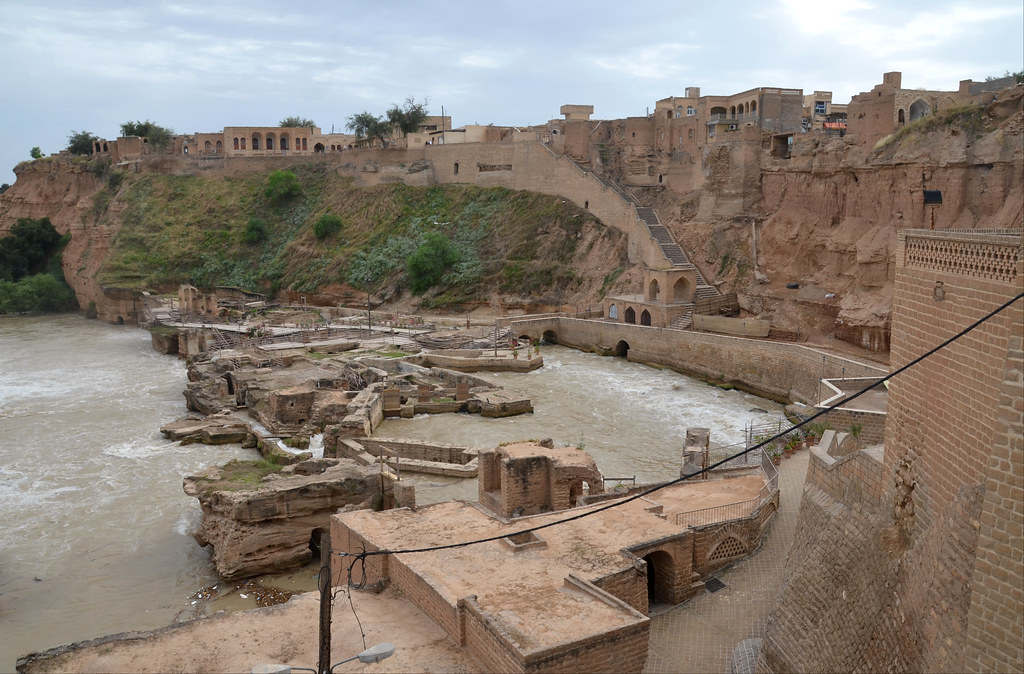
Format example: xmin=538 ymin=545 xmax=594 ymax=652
xmin=67 ymin=130 xmax=98 ymax=156
xmin=407 ymin=232 xmax=459 ymax=293
xmin=30 ymin=147 xmax=43 ymax=159
xmin=279 ymin=116 xmax=317 ymax=129
xmin=0 ymin=217 xmax=62 ymax=282
xmin=0 ymin=184 xmax=9 ymax=194
xmin=346 ymin=111 xmax=392 ymax=147
xmin=387 ymin=97 xmax=429 ymax=137
xmin=119 ymin=120 xmax=174 ymax=149
xmin=985 ymin=70 xmax=1024 ymax=84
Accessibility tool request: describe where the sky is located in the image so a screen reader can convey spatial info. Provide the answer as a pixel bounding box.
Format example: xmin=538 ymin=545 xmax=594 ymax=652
xmin=1 ymin=0 xmax=1021 ymax=183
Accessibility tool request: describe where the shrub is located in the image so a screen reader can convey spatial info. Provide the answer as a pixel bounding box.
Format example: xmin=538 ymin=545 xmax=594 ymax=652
xmin=264 ymin=170 xmax=300 ymax=203
xmin=407 ymin=232 xmax=459 ymax=294
xmin=244 ymin=217 xmax=269 ymax=244
xmin=313 ymin=214 xmax=343 ymax=240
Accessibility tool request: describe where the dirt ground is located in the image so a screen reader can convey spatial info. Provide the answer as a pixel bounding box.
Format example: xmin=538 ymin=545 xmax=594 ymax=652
xmin=19 ymin=587 xmax=477 ymax=674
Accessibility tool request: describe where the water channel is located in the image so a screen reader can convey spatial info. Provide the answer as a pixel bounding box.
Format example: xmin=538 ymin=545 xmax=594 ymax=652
xmin=0 ymin=315 xmax=784 ymax=669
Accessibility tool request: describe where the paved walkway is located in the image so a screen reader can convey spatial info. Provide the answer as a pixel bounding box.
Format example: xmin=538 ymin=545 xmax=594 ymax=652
xmin=643 ymin=450 xmax=810 ymax=673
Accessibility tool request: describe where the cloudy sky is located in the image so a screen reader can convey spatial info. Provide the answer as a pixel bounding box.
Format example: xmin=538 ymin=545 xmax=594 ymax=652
xmin=1 ymin=0 xmax=1021 ymax=183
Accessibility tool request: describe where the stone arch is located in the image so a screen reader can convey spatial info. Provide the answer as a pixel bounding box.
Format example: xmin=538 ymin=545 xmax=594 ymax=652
xmin=568 ymin=479 xmax=594 ymax=506
xmin=204 ymin=140 xmax=213 ymax=153
xmin=251 ymin=135 xmax=260 ymax=150
xmin=648 ymin=279 xmax=660 ymax=301
xmin=541 ymin=330 xmax=558 ymax=344
xmin=673 ymin=276 xmax=691 ymax=301
xmin=640 ymin=310 xmax=652 ymax=326
xmin=314 ymin=142 xmax=325 ymax=153
xmin=233 ymin=137 xmax=239 ymax=150
xmin=240 ymin=137 xmax=246 ymax=150
xmin=897 ymin=109 xmax=906 ymax=125
xmin=644 ymin=550 xmax=676 ymax=607
xmin=266 ymin=133 xmax=276 ymax=150
xmin=666 ymin=109 xmax=673 ymax=119
xmin=608 ymin=303 xmax=618 ymax=320
xmin=280 ymin=134 xmax=290 ymax=150
xmin=738 ymin=103 xmax=745 ymax=115
xmin=750 ymin=100 xmax=757 ymax=113
xmin=909 ymin=98 xmax=931 ymax=122
xmin=708 ymin=535 xmax=748 ymax=563
xmin=624 ymin=307 xmax=636 ymax=324
xmin=215 ymin=140 xmax=222 ymax=152
xmin=614 ymin=340 xmax=630 ymax=357
xmin=710 ymin=106 xmax=727 ymax=117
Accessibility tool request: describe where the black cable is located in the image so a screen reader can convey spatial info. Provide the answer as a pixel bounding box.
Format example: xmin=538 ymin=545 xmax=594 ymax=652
xmin=329 ymin=290 xmax=1023 ymax=560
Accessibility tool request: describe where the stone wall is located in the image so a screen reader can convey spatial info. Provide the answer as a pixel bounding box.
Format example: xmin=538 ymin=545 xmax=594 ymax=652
xmin=512 ymin=316 xmax=885 ymax=404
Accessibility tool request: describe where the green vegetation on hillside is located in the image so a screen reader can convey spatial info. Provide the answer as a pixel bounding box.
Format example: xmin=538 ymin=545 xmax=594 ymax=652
xmin=95 ymin=164 xmax=619 ymax=307
xmin=0 ymin=217 xmax=78 ymax=313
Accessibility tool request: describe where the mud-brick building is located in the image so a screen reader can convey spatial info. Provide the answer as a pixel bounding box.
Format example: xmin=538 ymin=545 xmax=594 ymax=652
xmin=332 ymin=442 xmax=780 ymax=673
xmin=757 ymin=228 xmax=1023 ymax=673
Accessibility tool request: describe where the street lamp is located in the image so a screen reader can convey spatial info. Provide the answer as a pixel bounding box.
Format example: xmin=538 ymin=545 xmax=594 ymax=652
xmin=365 ymin=276 xmax=372 ymax=336
xmin=251 ymin=644 xmax=396 ymax=674
xmin=331 ymin=643 xmax=396 ymax=671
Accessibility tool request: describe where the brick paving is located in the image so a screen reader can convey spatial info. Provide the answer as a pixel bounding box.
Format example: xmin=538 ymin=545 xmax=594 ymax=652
xmin=643 ymin=450 xmax=810 ymax=673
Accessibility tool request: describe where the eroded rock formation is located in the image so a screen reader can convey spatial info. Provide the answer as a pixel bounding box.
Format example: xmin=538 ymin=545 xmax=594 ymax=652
xmin=183 ymin=458 xmax=384 ymax=579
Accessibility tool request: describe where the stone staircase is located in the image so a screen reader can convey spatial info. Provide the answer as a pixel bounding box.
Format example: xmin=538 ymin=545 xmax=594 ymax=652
xmin=558 ymin=150 xmax=720 ymax=310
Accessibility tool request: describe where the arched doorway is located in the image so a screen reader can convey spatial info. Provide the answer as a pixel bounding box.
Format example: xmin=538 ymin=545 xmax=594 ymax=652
xmin=640 ymin=310 xmax=652 ymax=326
xmin=542 ymin=330 xmax=558 ymax=345
xmin=614 ymin=340 xmax=630 ymax=357
xmin=624 ymin=307 xmax=636 ymax=324
xmin=644 ymin=550 xmax=676 ymax=607
xmin=909 ymin=99 xmax=931 ymax=122
xmin=648 ymin=279 xmax=660 ymax=301
xmin=314 ymin=143 xmax=325 ymax=153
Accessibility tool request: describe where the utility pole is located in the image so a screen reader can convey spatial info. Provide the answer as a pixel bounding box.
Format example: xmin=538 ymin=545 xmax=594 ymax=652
xmin=317 ymin=531 xmax=332 ymax=674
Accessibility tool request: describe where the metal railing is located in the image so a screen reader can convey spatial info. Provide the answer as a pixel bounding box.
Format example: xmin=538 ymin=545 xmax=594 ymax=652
xmin=672 ymin=447 xmax=778 ymax=528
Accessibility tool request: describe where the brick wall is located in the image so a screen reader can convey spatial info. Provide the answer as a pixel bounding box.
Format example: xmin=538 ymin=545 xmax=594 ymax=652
xmin=389 ymin=556 xmax=462 ymax=642
xmin=814 ymin=407 xmax=886 ymax=446
xmin=758 ymin=229 xmax=1023 ymax=673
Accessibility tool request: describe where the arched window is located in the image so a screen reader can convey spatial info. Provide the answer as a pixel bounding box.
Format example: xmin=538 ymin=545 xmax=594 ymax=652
xmin=454 ymin=162 xmax=459 ymax=176
xmin=640 ymin=310 xmax=652 ymax=326
xmin=738 ymin=103 xmax=745 ymax=115
xmin=648 ymin=279 xmax=660 ymax=301
xmin=251 ymin=136 xmax=260 ymax=150
xmin=240 ymin=137 xmax=246 ymax=150
xmin=215 ymin=140 xmax=222 ymax=153
xmin=608 ymin=304 xmax=618 ymax=320
xmin=280 ymin=136 xmax=289 ymax=150
xmin=233 ymin=138 xmax=239 ymax=150
xmin=686 ymin=106 xmax=695 ymax=116
xmin=625 ymin=307 xmax=636 ymax=324
xmin=898 ymin=109 xmax=906 ymax=125
xmin=667 ymin=109 xmax=673 ymax=119
xmin=204 ymin=140 xmax=212 ymax=153
xmin=301 ymin=138 xmax=308 ymax=150
xmin=751 ymin=101 xmax=757 ymax=113
xmin=266 ymin=135 xmax=275 ymax=150
xmin=730 ymin=105 xmax=736 ymax=118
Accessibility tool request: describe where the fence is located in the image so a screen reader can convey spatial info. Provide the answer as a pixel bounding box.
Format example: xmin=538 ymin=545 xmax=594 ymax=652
xmin=672 ymin=448 xmax=778 ymax=528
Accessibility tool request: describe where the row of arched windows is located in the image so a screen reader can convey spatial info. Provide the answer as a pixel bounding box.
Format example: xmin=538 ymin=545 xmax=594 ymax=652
xmin=230 ymin=135 xmax=309 ymax=151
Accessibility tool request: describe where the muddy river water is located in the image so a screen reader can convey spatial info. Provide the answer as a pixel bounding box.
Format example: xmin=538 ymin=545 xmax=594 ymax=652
xmin=0 ymin=315 xmax=783 ymax=669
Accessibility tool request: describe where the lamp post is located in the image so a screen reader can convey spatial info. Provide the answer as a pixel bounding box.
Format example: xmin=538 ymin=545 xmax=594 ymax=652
xmin=365 ymin=276 xmax=372 ymax=337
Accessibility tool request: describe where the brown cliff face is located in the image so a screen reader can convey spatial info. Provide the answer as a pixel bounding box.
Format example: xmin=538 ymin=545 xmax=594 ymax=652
xmin=0 ymin=158 xmax=130 ymax=321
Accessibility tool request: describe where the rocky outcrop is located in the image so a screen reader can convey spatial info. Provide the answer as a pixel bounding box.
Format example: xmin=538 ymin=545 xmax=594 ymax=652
xmin=160 ymin=413 xmax=253 ymax=446
xmin=183 ymin=458 xmax=385 ymax=579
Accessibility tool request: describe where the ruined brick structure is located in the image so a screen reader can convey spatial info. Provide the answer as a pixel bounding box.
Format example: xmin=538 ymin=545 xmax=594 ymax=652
xmin=756 ymin=228 xmax=1023 ymax=672
xmin=477 ymin=442 xmax=605 ymax=517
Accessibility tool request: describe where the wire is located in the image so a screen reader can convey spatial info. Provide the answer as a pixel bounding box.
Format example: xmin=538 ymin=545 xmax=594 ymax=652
xmin=330 ymin=290 xmax=1023 ymax=559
